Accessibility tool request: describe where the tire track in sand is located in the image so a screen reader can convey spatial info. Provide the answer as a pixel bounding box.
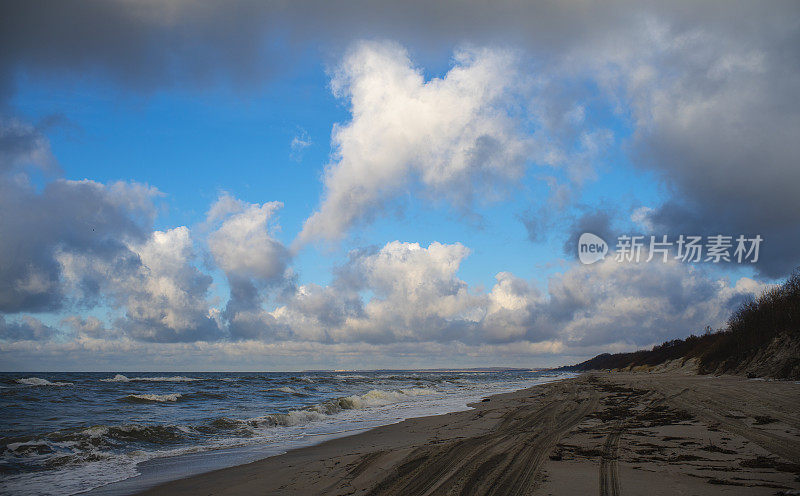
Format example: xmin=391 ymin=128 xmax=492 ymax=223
xmin=599 ymin=422 xmax=622 ymax=496
xmin=367 ymin=385 xmax=600 ymax=496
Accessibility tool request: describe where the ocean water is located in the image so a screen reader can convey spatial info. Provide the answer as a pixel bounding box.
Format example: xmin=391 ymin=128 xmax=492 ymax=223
xmin=0 ymin=370 xmax=569 ymax=495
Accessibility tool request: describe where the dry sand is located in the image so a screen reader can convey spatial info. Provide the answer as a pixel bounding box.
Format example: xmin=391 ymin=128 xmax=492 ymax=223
xmin=138 ymin=372 xmax=800 ymax=495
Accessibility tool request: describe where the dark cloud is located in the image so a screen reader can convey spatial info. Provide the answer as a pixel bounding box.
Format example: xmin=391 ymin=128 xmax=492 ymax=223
xmin=0 ymin=0 xmax=288 ymax=100
xmin=1 ymin=2 xmax=792 ymax=95
xmin=0 ymin=315 xmax=57 ymax=341
xmin=646 ymin=201 xmax=800 ymax=279
xmin=618 ymin=14 xmax=800 ymax=278
xmin=0 ymin=176 xmax=156 ymax=313
xmin=118 ymin=304 xmax=219 ymax=344
xmin=222 ymin=276 xmax=269 ymax=340
xmin=561 ymin=207 xmax=618 ymax=258
xmin=0 ymin=117 xmax=58 ymax=174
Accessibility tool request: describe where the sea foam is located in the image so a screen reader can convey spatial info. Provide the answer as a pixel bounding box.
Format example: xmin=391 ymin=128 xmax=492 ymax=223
xmin=101 ymin=374 xmax=200 ymax=383
xmin=16 ymin=377 xmax=73 ymax=387
xmin=122 ymin=393 xmax=183 ymax=403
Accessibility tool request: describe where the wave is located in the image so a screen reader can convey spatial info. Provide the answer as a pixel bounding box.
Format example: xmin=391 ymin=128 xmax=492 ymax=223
xmin=249 ymin=387 xmax=440 ymax=427
xmin=325 ymin=387 xmax=436 ymax=411
xmin=267 ymin=409 xmax=328 ymax=426
xmin=3 ymin=424 xmax=193 ymax=475
xmin=121 ymin=393 xmax=182 ymax=403
xmin=1 ymin=371 xmax=561 ymax=496
xmin=77 ymin=423 xmax=192 ymax=446
xmin=16 ymin=377 xmax=73 ymax=387
xmin=118 ymin=391 xmax=225 ymax=404
xmin=188 ymin=387 xmax=441 ymax=431
xmin=0 ymin=385 xmax=438 ymax=495
xmin=290 ymin=375 xmax=316 ymax=383
xmin=100 ymin=374 xmax=200 ymax=383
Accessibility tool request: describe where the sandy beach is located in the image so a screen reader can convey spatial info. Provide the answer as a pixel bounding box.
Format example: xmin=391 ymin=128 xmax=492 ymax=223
xmin=137 ymin=372 xmax=800 ymax=495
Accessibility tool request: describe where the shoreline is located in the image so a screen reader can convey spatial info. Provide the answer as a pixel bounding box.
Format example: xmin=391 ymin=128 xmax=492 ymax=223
xmin=133 ymin=372 xmax=800 ymax=496
xmin=87 ymin=374 xmax=573 ymax=496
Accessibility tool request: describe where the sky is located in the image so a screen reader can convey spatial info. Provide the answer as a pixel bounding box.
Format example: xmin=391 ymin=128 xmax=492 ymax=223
xmin=1 ymin=1 xmax=798 ymax=371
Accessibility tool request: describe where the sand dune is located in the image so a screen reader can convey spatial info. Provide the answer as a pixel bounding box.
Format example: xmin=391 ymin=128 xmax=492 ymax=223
xmin=138 ymin=372 xmax=800 ymax=495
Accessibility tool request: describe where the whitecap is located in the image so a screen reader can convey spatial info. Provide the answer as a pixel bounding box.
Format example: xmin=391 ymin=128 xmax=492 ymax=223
xmin=101 ymin=375 xmax=199 ymax=382
xmin=16 ymin=377 xmax=73 ymax=387
xmin=122 ymin=393 xmax=182 ymax=403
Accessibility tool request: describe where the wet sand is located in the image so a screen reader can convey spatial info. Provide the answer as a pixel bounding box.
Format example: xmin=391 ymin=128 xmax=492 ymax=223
xmin=137 ymin=372 xmax=800 ymax=495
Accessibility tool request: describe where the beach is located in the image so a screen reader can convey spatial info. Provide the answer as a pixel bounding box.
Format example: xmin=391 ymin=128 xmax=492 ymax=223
xmin=138 ymin=372 xmax=800 ymax=496
xmin=0 ymin=370 xmax=565 ymax=495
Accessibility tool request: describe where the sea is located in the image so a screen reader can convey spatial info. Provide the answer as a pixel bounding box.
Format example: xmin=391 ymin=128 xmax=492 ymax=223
xmin=0 ymin=370 xmax=570 ymax=495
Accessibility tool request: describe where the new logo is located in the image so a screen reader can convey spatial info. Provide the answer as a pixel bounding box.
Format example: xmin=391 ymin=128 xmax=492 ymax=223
xmin=578 ymin=233 xmax=608 ymax=265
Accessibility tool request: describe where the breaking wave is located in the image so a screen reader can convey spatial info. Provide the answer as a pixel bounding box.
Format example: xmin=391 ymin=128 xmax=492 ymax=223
xmin=1 ymin=369 xmax=564 ymax=496
xmin=15 ymin=377 xmax=73 ymax=387
xmin=100 ymin=374 xmax=200 ymax=383
xmin=121 ymin=393 xmax=183 ymax=403
xmin=264 ymin=387 xmax=438 ymax=426
xmin=326 ymin=387 xmax=436 ymax=411
xmin=271 ymin=386 xmax=307 ymax=395
xmin=119 ymin=392 xmax=225 ymax=403
xmin=0 ymin=387 xmax=440 ymax=494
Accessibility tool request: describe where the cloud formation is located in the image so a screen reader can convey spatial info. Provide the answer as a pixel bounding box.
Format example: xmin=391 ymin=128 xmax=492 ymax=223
xmin=0 ymin=175 xmax=159 ymax=313
xmin=0 ymin=315 xmax=57 ymax=341
xmin=207 ymin=194 xmax=292 ymax=340
xmin=2 ymin=1 xmax=796 ymax=367
xmin=267 ymin=240 xmax=760 ymax=352
xmin=0 ymin=178 xmax=768 ymax=363
xmin=298 ymin=41 xmax=529 ymax=243
xmin=0 ymin=117 xmax=57 ymax=174
xmin=543 ymin=258 xmax=764 ymax=347
xmin=559 ymin=15 xmax=800 ymax=276
xmin=59 ymin=226 xmax=219 ymax=342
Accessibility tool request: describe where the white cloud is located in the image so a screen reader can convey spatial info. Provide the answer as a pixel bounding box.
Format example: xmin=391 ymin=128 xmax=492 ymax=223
xmin=272 ymin=241 xmax=483 ymax=343
xmin=205 ymin=194 xmax=292 ymax=339
xmin=290 ymin=129 xmax=312 ymax=161
xmin=482 ymin=272 xmax=543 ymax=342
xmin=342 ymin=241 xmax=481 ymax=342
xmin=57 ymin=226 xmax=219 ymax=342
xmin=274 ymin=241 xmax=536 ymax=345
xmin=207 ymin=195 xmax=288 ymax=282
xmin=631 ymin=206 xmax=654 ymax=231
xmin=544 ymin=257 xmax=768 ymax=347
xmin=61 ymin=315 xmax=118 ymax=340
xmin=3 ymin=249 xmax=768 ymax=369
xmin=269 ymin=240 xmax=766 ymax=353
xmin=298 ymin=41 xmax=530 ymax=243
xmin=4 ymin=232 xmax=769 ymax=367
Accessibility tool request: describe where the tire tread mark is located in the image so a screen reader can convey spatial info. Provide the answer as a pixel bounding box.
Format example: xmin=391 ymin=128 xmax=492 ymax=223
xmin=599 ymin=422 xmax=622 ymax=496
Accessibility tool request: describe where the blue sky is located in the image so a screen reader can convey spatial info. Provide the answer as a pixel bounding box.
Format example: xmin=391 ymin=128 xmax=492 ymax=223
xmin=1 ymin=1 xmax=797 ymax=370
xmin=11 ymin=59 xmax=660 ymax=287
